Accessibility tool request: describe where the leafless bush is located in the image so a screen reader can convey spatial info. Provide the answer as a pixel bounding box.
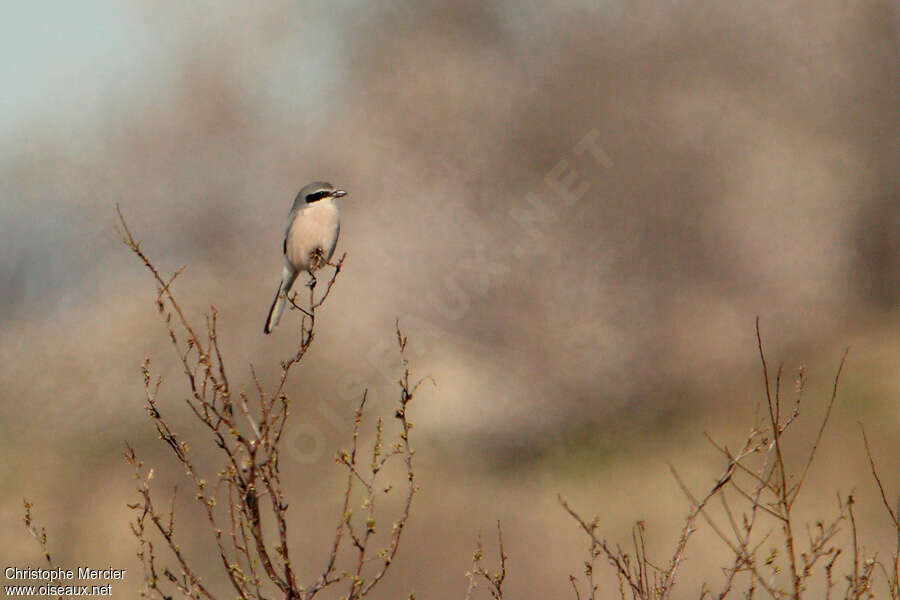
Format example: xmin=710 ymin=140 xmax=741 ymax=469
xmin=114 ymin=207 xmax=424 ymax=600
xmin=464 ymin=521 xmax=507 ymax=600
xmin=22 ymin=500 xmax=55 ymax=571
xmin=559 ymin=319 xmax=900 ymax=600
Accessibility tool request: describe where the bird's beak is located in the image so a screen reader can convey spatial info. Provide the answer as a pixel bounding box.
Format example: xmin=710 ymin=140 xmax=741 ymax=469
xmin=331 ymin=189 xmax=347 ymax=198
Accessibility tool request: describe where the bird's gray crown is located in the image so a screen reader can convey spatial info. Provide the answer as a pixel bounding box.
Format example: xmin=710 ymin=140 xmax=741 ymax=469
xmin=296 ymin=181 xmax=335 ymax=204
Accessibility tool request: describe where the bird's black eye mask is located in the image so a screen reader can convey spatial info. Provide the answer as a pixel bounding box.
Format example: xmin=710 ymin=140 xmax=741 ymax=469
xmin=305 ymin=190 xmax=332 ymax=203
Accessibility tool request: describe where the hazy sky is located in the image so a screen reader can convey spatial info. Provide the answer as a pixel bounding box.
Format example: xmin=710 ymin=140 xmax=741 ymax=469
xmin=1 ymin=2 xmax=152 ymax=142
xmin=0 ymin=2 xmax=357 ymax=151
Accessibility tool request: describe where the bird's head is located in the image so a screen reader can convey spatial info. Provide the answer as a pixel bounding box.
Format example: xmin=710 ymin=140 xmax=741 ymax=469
xmin=297 ymin=181 xmax=348 ymax=204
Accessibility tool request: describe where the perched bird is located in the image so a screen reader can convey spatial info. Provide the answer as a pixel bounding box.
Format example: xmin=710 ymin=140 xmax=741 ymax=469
xmin=264 ymin=181 xmax=347 ymax=334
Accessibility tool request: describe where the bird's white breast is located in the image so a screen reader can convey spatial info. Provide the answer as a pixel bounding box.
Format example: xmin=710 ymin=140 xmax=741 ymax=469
xmin=285 ymin=199 xmax=340 ymax=272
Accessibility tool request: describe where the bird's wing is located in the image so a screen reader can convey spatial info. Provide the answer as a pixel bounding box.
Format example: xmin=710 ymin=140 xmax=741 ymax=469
xmin=327 ymin=220 xmax=341 ymax=259
xmin=283 ymin=206 xmax=300 ymax=256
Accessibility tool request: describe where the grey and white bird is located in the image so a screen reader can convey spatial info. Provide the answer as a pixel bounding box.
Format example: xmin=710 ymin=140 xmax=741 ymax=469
xmin=264 ymin=181 xmax=347 ymax=334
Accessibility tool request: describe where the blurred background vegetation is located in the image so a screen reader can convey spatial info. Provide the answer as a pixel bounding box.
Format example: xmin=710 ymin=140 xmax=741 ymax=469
xmin=1 ymin=1 xmax=897 ymax=598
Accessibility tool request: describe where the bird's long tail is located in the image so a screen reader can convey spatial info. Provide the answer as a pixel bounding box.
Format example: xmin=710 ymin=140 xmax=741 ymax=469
xmin=264 ymin=266 xmax=298 ymax=334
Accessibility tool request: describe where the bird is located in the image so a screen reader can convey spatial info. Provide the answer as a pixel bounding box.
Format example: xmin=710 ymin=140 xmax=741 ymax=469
xmin=264 ymin=181 xmax=347 ymax=334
